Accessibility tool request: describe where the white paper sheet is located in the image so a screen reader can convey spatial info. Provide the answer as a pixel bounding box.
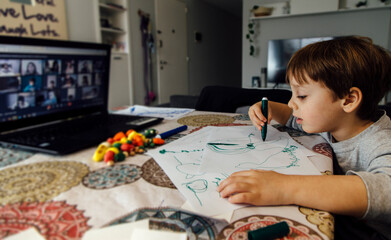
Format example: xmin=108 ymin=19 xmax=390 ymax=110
xmin=200 ymin=126 xmax=321 ymax=175
xmin=114 ymin=105 xmax=194 ymax=120
xmin=147 ymin=126 xmax=320 ymax=217
xmin=82 ymin=219 xmax=149 ymax=240
xmin=131 ymin=229 xmax=187 ymax=240
xmin=147 ymin=127 xmax=242 ymax=217
xmin=181 ymin=201 xmax=234 ymax=222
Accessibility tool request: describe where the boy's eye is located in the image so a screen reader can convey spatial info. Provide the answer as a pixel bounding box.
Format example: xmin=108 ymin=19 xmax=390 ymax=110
xmin=297 ymin=95 xmax=307 ymax=99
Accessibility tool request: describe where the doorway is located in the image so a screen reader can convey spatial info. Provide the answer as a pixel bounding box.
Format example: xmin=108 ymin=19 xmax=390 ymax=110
xmin=155 ymin=0 xmax=188 ymax=104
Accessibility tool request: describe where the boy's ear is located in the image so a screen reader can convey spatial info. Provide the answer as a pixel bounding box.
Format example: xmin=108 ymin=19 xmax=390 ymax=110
xmin=341 ymin=87 xmax=363 ymax=113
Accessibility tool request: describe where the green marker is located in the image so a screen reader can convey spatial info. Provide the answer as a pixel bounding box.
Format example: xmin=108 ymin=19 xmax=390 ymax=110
xmin=261 ymin=97 xmax=268 ymax=141
xmin=247 ymin=221 xmax=290 ymax=240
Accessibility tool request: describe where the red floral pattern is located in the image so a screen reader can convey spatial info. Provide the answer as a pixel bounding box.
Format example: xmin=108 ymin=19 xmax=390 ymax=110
xmin=0 ymin=201 xmax=90 ymax=240
xmin=312 ymin=143 xmax=333 ymax=159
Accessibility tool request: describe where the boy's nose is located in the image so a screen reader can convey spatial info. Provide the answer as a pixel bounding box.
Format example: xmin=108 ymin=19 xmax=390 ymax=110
xmin=288 ymin=98 xmax=297 ymax=110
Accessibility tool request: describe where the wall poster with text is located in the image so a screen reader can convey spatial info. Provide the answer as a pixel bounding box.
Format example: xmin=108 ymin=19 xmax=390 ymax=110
xmin=0 ymin=0 xmax=68 ymax=40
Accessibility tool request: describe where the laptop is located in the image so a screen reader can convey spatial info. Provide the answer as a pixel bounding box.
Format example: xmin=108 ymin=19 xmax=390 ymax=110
xmin=0 ymin=36 xmax=162 ymax=155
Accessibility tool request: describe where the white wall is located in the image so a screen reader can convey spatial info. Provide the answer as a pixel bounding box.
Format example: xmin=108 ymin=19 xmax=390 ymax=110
xmin=65 ymin=0 xmax=100 ymax=43
xmin=242 ymin=0 xmax=391 ymax=88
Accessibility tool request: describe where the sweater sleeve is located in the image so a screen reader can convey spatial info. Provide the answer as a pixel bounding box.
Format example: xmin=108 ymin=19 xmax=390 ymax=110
xmin=346 ymin=152 xmax=391 ymax=222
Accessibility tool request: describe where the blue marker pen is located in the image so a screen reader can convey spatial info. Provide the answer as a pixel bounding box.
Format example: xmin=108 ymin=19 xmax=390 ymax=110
xmin=156 ymin=125 xmax=188 ymax=139
xmin=261 ymin=97 xmax=268 ymax=141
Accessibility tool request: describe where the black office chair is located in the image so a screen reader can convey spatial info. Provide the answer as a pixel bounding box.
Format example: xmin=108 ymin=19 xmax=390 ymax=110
xmin=195 ymin=85 xmax=292 ymax=113
xmin=169 ymin=95 xmax=199 ymax=108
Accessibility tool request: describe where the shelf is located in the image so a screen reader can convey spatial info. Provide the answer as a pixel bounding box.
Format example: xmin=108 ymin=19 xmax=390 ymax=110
xmin=111 ymin=51 xmax=128 ymax=55
xmin=251 ymin=5 xmax=391 ymax=20
xmin=99 ymin=3 xmax=126 ymax=13
xmin=101 ymin=27 xmax=126 ymax=34
xmin=98 ymin=0 xmax=129 ymax=56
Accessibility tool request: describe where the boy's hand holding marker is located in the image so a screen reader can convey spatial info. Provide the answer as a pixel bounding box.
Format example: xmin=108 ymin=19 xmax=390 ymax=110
xmin=249 ymin=100 xmax=294 ymax=135
xmin=248 ymin=98 xmax=272 ymax=132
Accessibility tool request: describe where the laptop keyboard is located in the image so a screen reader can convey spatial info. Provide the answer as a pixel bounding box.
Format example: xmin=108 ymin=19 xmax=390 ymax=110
xmin=4 ymin=114 xmax=143 ymax=147
xmin=1 ymin=114 xmax=161 ymax=149
xmin=6 ymin=119 xmax=99 ymax=146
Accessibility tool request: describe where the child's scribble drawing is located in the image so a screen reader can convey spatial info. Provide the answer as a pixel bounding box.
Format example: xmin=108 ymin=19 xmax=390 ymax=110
xmin=160 ymin=149 xmax=203 ymax=155
xmin=206 ymin=133 xmax=284 ymax=155
xmin=173 ymin=156 xmax=204 ymax=179
xmin=205 ymin=132 xmax=301 ymax=171
xmin=212 ymin=175 xmax=228 ymax=187
xmin=236 ymin=145 xmax=299 ymax=170
xmin=201 ymin=127 xmax=319 ymax=175
xmin=183 ymin=179 xmax=208 ymax=206
xmin=147 ymin=126 xmax=319 ymax=217
xmin=206 ymin=133 xmax=256 ymax=154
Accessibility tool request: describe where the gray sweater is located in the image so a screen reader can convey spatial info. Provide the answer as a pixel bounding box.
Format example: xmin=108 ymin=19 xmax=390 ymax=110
xmin=286 ymin=111 xmax=391 ymax=239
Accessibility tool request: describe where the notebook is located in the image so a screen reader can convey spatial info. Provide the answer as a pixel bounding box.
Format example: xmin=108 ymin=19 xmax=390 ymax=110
xmin=0 ymin=36 xmax=162 ymax=155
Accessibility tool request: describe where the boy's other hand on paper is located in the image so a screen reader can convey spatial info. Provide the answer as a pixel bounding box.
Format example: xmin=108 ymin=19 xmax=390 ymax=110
xmin=217 ymin=169 xmax=290 ymax=206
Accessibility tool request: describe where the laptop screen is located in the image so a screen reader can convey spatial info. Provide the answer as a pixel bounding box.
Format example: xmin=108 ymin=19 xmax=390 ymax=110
xmin=0 ymin=36 xmax=111 ymax=132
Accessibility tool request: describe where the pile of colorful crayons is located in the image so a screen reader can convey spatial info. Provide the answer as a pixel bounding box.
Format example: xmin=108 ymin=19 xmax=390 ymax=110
xmin=92 ymin=129 xmax=164 ymax=166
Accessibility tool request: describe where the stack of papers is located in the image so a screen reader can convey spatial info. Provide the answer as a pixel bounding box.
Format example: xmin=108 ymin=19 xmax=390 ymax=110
xmin=147 ymin=126 xmax=320 ymax=217
xmin=113 ymin=105 xmax=194 ymax=120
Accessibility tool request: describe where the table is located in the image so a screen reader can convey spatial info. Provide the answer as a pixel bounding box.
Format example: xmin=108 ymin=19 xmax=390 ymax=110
xmin=0 ymin=111 xmax=334 ymax=240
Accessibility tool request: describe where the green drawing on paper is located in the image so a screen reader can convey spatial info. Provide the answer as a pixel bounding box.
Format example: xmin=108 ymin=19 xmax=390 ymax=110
xmin=212 ymin=174 xmax=228 ymax=187
xmin=206 ymin=133 xmax=302 ymax=171
xmin=212 ymin=175 xmax=228 ymax=198
xmin=236 ymin=144 xmax=299 ymax=170
xmin=169 ymin=155 xmax=229 ymax=206
xmin=148 ymin=126 xmax=318 ymax=215
xmin=282 ymin=145 xmax=300 ymax=167
xmin=159 ymin=149 xmax=203 ymax=154
xmin=206 ymin=134 xmax=283 ymax=155
xmin=183 ymin=179 xmax=208 ymax=206
xmin=173 ymin=156 xmax=204 ymax=179
xmin=207 ymin=133 xmax=257 ymax=154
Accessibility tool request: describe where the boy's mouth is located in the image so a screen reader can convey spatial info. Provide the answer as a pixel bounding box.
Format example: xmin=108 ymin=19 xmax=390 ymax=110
xmin=296 ymin=117 xmax=303 ymax=124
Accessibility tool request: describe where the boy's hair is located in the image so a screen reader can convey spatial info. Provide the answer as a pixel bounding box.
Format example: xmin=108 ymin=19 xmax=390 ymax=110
xmin=286 ymin=36 xmax=391 ymax=120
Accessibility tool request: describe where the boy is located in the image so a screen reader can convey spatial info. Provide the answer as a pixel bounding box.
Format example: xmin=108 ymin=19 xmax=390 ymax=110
xmin=217 ymin=36 xmax=391 ymax=239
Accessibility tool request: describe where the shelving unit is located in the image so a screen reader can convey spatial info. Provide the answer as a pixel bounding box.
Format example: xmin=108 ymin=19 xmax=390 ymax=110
xmin=65 ymin=0 xmax=134 ymax=109
xmin=251 ymin=5 xmax=391 ymax=20
xmin=98 ymin=0 xmax=129 ymax=54
xmin=97 ymin=0 xmax=133 ymax=109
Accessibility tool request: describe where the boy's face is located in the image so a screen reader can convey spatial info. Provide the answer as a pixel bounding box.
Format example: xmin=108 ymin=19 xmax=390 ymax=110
xmin=288 ymin=76 xmax=345 ymax=134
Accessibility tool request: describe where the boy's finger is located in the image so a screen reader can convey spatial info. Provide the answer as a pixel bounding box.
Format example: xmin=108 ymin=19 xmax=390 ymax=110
xmin=228 ymin=192 xmax=253 ymax=204
xmin=250 ymin=111 xmax=266 ymax=129
xmin=230 ymin=169 xmax=262 ymax=177
xmin=219 ymin=181 xmax=249 ymax=198
xmin=217 ymin=173 xmax=247 ymax=192
xmin=248 ymin=112 xmax=264 ymax=130
xmin=253 ymin=108 xmax=266 ymax=122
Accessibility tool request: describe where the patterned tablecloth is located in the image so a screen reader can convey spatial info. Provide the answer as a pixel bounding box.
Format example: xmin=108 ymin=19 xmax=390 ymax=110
xmin=0 ymin=111 xmax=334 ymax=240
